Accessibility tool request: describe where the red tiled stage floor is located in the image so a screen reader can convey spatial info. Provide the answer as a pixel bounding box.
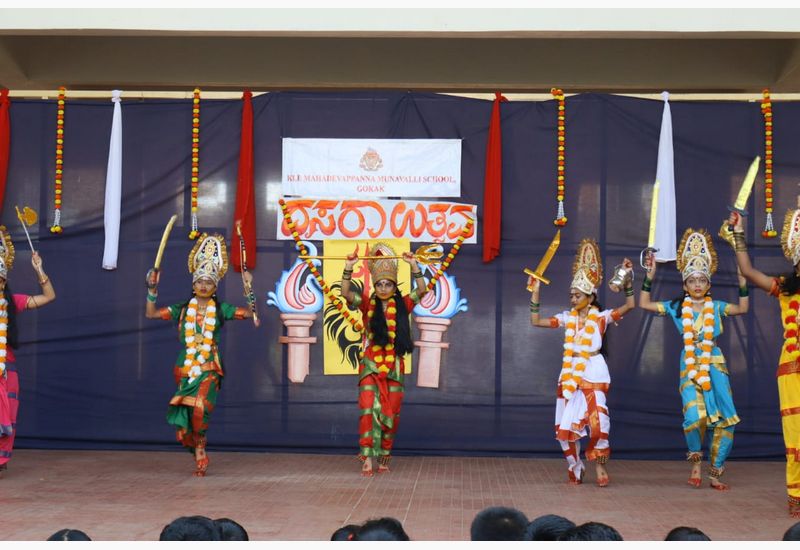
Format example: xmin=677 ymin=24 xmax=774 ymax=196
xmin=0 ymin=450 xmax=796 ymax=541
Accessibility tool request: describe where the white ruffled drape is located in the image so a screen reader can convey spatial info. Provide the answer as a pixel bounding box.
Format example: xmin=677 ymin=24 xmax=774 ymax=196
xmin=654 ymin=91 xmax=677 ymax=262
xmin=102 ymin=90 xmax=122 ymax=270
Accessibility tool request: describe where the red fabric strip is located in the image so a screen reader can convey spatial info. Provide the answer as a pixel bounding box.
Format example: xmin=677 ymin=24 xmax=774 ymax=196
xmin=0 ymin=89 xmax=10 ymax=211
xmin=482 ymin=92 xmax=506 ymax=263
xmin=231 ymin=90 xmax=256 ymax=271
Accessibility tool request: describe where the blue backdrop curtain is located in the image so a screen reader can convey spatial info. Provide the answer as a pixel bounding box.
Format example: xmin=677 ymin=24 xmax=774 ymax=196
xmin=2 ymin=91 xmax=794 ymax=459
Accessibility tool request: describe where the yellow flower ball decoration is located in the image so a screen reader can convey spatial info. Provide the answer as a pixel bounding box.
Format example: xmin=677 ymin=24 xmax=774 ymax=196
xmin=51 ymin=86 xmax=66 ymax=234
xmin=189 ymin=88 xmax=201 ymax=240
xmin=761 ymin=89 xmax=777 ymax=238
xmin=552 ymin=88 xmax=568 ymax=226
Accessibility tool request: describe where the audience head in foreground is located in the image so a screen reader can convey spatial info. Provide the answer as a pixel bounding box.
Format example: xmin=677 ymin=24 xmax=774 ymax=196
xmin=524 ymin=514 xmax=576 ymax=541
xmin=665 ymin=526 xmax=710 ymax=541
xmin=470 ymin=506 xmax=529 ymax=541
xmin=46 ymin=529 xmax=92 ymax=541
xmin=559 ymin=521 xmax=623 ymax=541
xmin=353 ymin=517 xmax=410 ymax=541
xmin=159 ymin=516 xmax=222 ymax=541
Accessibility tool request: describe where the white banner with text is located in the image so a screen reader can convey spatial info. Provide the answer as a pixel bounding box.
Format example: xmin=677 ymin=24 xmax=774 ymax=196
xmin=281 ymin=138 xmax=461 ymax=197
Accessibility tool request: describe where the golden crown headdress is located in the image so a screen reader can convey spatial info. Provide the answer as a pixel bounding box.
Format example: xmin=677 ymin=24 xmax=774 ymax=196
xmin=676 ymin=228 xmax=717 ymax=281
xmin=188 ymin=233 xmax=228 ymax=284
xmin=367 ymin=242 xmax=398 ymax=284
xmin=0 ymin=226 xmax=15 ymax=280
xmin=570 ymin=238 xmax=602 ymax=295
xmin=782 ymin=208 xmax=800 ymax=266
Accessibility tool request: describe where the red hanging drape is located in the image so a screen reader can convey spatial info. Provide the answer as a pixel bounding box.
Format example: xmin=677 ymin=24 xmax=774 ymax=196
xmin=482 ymin=92 xmax=506 ymax=263
xmin=0 ymin=89 xmax=11 ymax=212
xmin=231 ymin=90 xmax=256 ymax=271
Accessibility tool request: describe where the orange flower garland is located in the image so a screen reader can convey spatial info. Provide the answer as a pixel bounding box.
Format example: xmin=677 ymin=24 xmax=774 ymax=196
xmin=559 ymin=307 xmax=599 ymax=400
xmin=182 ymin=297 xmax=217 ymax=384
xmin=0 ymin=297 xmax=7 ymax=376
xmin=367 ymin=296 xmax=397 ymax=377
xmin=552 ymin=88 xmax=567 ymax=226
xmin=51 ymin=86 xmax=66 ymax=234
xmin=278 ymin=199 xmax=364 ymax=332
xmin=425 ymin=218 xmax=474 ymax=293
xmin=681 ymin=296 xmax=714 ymax=392
xmin=761 ymin=89 xmax=777 ymax=238
xmin=785 ymin=299 xmax=800 ymax=361
xmin=189 ymin=88 xmax=201 ymax=240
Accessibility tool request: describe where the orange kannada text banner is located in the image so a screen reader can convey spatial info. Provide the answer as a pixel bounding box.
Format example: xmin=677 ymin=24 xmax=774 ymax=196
xmin=277 ymin=198 xmax=477 ymax=244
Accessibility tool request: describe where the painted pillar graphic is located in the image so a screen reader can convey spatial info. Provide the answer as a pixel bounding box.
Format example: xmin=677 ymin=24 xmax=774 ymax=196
xmin=267 ymin=241 xmax=323 ymax=383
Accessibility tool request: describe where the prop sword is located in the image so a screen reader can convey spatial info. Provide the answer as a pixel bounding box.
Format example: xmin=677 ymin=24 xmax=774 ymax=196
xmin=640 ymin=181 xmax=660 ymax=271
xmin=15 ymin=206 xmax=38 ymax=253
xmin=727 ymin=156 xmax=761 ymax=230
xmin=524 ymin=229 xmax=560 ymax=289
xmin=154 ymin=215 xmax=178 ymax=272
xmin=236 ymin=220 xmax=259 ymax=326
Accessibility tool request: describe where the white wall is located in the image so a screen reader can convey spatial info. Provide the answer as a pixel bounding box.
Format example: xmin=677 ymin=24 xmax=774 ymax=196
xmin=2 ymin=7 xmax=800 ymax=34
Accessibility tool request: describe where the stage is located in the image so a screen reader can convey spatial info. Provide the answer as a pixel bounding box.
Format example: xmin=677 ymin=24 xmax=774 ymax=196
xmin=0 ymin=449 xmax=795 ymax=541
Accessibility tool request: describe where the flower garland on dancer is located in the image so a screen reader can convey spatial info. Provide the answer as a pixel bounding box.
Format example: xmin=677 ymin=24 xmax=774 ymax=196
xmin=145 ymin=233 xmax=256 ymax=477
xmin=0 ymin=228 xmax=56 ymax=477
xmin=640 ymin=228 xmax=747 ymax=491
xmin=528 ymin=239 xmax=634 ymax=487
xmin=727 ymin=203 xmax=800 ymax=515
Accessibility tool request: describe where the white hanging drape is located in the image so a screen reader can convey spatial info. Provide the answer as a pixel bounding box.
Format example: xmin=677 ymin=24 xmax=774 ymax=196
xmin=654 ymin=91 xmax=677 ymax=262
xmin=102 ymin=90 xmax=122 ymax=270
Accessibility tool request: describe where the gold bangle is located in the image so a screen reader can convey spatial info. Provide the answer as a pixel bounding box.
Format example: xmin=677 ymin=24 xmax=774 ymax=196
xmin=39 ymin=277 xmax=49 ymax=286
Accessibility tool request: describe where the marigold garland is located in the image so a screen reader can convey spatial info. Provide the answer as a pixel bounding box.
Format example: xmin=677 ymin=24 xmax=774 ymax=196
xmin=189 ymin=88 xmax=201 ymax=240
xmin=551 ymin=88 xmax=567 ymax=226
xmin=50 ymin=86 xmax=66 ymax=234
xmin=681 ymin=296 xmax=714 ymax=392
xmin=424 ymin=218 xmax=474 ymax=293
xmin=0 ymin=298 xmax=7 ymax=376
xmin=785 ymin=299 xmax=800 ymax=361
xmin=559 ymin=306 xmax=598 ymax=400
xmin=761 ymin=89 xmax=777 ymax=238
xmin=278 ymin=199 xmax=364 ymax=332
xmin=367 ymin=296 xmax=397 ymax=377
xmin=182 ymin=297 xmax=217 ymax=384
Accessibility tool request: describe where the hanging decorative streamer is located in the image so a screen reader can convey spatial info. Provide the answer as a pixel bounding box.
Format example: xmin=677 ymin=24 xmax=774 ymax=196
xmin=278 ymin=199 xmax=364 ymax=332
xmin=51 ymin=86 xmax=66 ymax=234
xmin=482 ymin=91 xmax=505 ymax=263
xmin=552 ymin=88 xmax=567 ymax=226
xmin=761 ymin=88 xmax=777 ymax=238
xmin=189 ymin=88 xmax=201 ymax=240
xmin=653 ymin=91 xmax=678 ymax=261
xmin=0 ymin=89 xmax=10 ymax=212
xmin=102 ymin=90 xmax=123 ymax=270
xmin=231 ymin=90 xmax=256 ymax=271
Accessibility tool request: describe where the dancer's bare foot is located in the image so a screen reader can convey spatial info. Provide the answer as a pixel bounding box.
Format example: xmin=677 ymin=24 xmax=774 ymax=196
xmin=0 ymin=464 xmax=6 ymax=479
xmin=708 ymin=466 xmax=728 ymax=490
xmin=568 ymin=467 xmax=584 ymax=485
xmin=194 ymin=447 xmax=209 ymax=477
xmin=709 ymin=475 xmax=729 ymax=491
xmin=688 ymin=462 xmax=702 ymax=488
xmin=596 ymin=463 xmax=609 ymax=487
xmin=361 ymin=457 xmax=374 ymax=477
